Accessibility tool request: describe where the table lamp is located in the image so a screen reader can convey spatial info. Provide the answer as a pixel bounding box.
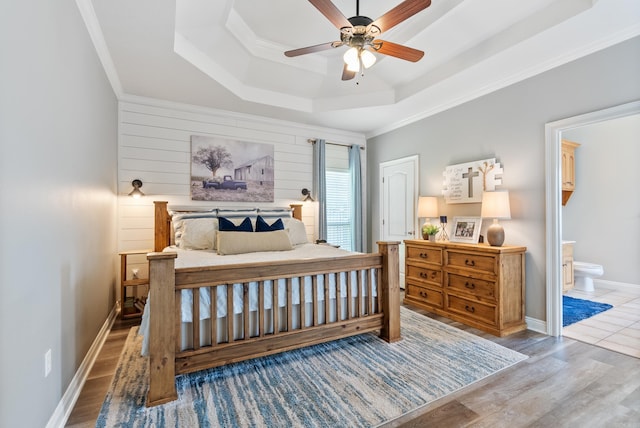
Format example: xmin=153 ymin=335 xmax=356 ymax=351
xmin=481 ymin=191 xmax=511 ymax=246
xmin=417 ymin=196 xmax=438 ymax=239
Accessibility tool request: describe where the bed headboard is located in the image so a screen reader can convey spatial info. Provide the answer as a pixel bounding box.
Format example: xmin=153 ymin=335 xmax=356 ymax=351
xmin=153 ymin=201 xmax=303 ymax=252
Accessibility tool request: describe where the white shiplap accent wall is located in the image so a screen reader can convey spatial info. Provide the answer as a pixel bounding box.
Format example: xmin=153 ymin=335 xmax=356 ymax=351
xmin=117 ymin=97 xmax=366 ymax=257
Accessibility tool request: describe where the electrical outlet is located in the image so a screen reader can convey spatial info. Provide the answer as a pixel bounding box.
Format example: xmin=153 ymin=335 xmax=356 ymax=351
xmin=44 ymin=349 xmax=52 ymax=377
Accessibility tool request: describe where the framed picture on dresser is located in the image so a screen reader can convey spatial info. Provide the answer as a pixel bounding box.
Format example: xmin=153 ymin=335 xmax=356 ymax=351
xmin=450 ymin=217 xmax=483 ymax=244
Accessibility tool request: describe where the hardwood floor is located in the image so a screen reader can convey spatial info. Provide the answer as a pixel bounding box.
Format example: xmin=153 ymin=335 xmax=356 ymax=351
xmin=65 ymin=303 xmax=640 ymax=427
xmin=65 ymin=317 xmax=139 ymax=428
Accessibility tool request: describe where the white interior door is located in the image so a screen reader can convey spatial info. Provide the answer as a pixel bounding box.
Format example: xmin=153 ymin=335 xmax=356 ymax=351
xmin=380 ymin=155 xmax=418 ymax=288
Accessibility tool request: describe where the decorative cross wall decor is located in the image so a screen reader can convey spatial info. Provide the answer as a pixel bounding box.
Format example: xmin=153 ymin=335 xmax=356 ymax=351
xmin=442 ymin=158 xmax=503 ymax=204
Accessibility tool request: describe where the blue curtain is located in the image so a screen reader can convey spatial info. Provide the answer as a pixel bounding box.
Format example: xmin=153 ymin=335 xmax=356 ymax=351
xmin=349 ymin=144 xmax=363 ymax=252
xmin=313 ymin=139 xmax=327 ymax=241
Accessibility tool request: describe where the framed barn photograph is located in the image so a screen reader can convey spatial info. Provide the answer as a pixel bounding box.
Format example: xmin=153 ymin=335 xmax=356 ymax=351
xmin=191 ymin=135 xmax=274 ymax=202
xmin=450 ymin=217 xmax=483 ymax=244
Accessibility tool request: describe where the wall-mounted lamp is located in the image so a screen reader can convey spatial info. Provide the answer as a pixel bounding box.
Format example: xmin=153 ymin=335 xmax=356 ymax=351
xmin=301 ymin=188 xmax=314 ymax=202
xmin=128 ymin=179 xmax=144 ymax=199
xmin=481 ymin=190 xmax=511 ymax=246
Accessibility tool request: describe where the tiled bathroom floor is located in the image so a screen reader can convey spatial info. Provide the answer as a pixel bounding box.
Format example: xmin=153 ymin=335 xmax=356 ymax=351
xmin=563 ymin=283 xmax=640 ymax=358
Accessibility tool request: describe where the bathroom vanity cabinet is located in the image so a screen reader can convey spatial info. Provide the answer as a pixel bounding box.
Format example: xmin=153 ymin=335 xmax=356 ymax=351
xmin=404 ymin=240 xmax=527 ymax=336
xmin=562 ymin=242 xmax=575 ymax=292
xmin=562 ymin=139 xmax=580 ymax=205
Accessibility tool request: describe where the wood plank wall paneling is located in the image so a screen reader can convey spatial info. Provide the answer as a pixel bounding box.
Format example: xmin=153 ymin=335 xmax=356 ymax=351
xmin=117 ymin=99 xmax=366 ymax=257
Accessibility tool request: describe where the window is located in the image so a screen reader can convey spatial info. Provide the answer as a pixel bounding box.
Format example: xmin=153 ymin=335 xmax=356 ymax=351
xmin=325 ymin=145 xmax=353 ymax=251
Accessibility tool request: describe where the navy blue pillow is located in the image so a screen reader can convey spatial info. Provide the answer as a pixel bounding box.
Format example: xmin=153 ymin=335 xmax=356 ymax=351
xmin=218 ymin=216 xmax=253 ymax=232
xmin=255 ymin=215 xmax=284 ymax=232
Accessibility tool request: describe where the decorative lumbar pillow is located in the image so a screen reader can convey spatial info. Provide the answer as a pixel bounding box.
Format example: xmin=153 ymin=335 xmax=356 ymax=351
xmin=283 ymin=218 xmax=309 ymax=245
xmin=218 ymin=216 xmax=253 ymax=232
xmin=255 ymin=215 xmax=284 ymax=232
xmin=217 ymin=230 xmax=293 ymax=255
xmin=179 ymin=218 xmax=218 ymax=250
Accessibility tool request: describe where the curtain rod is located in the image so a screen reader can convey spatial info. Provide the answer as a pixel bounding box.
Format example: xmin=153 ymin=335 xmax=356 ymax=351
xmin=307 ymin=138 xmax=365 ymax=150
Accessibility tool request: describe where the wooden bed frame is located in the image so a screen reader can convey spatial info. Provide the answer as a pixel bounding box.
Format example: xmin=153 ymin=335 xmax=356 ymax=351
xmin=145 ymin=201 xmax=401 ymax=406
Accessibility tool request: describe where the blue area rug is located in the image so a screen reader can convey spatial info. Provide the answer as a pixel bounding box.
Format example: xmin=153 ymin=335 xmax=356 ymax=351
xmin=563 ymin=295 xmax=613 ymax=327
xmin=97 ymin=307 xmax=527 ymax=427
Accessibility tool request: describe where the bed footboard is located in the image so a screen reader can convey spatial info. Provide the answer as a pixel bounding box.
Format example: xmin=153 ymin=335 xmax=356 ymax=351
xmin=145 ymin=241 xmax=399 ymax=407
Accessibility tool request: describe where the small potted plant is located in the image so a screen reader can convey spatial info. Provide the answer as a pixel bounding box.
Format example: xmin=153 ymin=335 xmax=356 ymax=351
xmin=422 ymin=224 xmax=440 ymax=241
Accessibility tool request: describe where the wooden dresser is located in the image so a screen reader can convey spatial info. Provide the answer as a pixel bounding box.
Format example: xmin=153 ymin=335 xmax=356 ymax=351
xmin=404 ymin=240 xmax=527 ymax=336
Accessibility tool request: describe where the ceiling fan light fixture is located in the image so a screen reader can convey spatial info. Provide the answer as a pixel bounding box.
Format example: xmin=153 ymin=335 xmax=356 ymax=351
xmin=343 ymin=47 xmax=360 ymax=71
xmin=360 ymin=49 xmax=376 ymax=68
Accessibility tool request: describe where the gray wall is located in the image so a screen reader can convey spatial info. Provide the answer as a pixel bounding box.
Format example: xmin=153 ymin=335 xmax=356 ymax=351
xmin=0 ymin=1 xmax=118 ymax=427
xmin=367 ymin=36 xmax=640 ymax=322
xmin=562 ymin=114 xmax=640 ymax=285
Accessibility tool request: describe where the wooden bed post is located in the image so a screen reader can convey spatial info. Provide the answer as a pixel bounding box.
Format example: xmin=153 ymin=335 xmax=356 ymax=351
xmin=146 ymin=251 xmax=178 ymax=406
xmin=154 ymin=201 xmax=170 ymax=252
xmin=289 ymin=203 xmax=303 ymax=221
xmin=377 ymin=241 xmax=401 ymax=343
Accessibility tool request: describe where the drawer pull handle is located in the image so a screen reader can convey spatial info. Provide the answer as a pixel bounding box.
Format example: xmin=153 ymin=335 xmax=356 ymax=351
xmin=419 ymin=252 xmax=429 ymax=259
xmin=419 ymin=291 xmax=428 ymax=298
xmin=431 ymin=272 xmax=437 ymax=279
xmin=465 ymin=282 xmax=475 ymax=289
xmin=420 ymin=272 xmax=428 ymax=278
xmin=465 ymin=305 xmax=476 ymax=313
xmin=465 ymin=259 xmax=475 ymax=267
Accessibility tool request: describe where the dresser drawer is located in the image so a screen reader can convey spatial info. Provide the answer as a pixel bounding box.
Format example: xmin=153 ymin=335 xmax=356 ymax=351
xmin=446 ymin=250 xmax=496 ymax=275
xmin=406 ymin=282 xmax=443 ymax=309
xmin=447 ymin=273 xmax=496 ymax=301
xmin=406 ymin=245 xmax=442 ymax=265
xmin=406 ymin=264 xmax=442 ymax=285
xmin=447 ymin=295 xmax=496 ymax=326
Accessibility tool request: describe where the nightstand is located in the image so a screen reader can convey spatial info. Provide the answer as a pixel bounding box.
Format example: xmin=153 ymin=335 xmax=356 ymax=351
xmin=119 ymin=250 xmax=150 ymax=319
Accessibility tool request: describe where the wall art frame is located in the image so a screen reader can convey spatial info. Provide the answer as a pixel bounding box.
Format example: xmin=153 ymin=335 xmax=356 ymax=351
xmin=442 ymin=158 xmax=503 ymax=204
xmin=190 ymin=135 xmax=274 ymax=202
xmin=450 ymin=216 xmax=483 ymax=244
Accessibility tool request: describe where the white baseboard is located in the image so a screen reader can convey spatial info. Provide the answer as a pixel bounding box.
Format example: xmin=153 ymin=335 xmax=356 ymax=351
xmin=525 ymin=316 xmax=547 ymax=335
xmin=46 ymin=305 xmax=118 ymax=428
xmin=595 ymin=279 xmax=640 ymax=291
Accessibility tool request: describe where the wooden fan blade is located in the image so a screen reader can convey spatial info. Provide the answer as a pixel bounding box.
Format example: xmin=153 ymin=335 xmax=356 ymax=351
xmin=371 ymin=0 xmax=431 ymax=33
xmin=342 ymin=64 xmax=356 ymax=81
xmin=309 ymin=0 xmax=351 ymax=30
xmin=374 ymin=40 xmax=424 ymax=62
xmin=285 ymin=42 xmax=337 ymax=57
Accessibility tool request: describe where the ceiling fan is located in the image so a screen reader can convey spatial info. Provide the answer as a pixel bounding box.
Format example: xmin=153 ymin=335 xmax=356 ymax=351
xmin=285 ymin=0 xmax=431 ymax=81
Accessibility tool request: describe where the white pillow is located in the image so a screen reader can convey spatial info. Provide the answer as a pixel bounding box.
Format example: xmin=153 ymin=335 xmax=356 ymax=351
xmin=172 ymin=212 xmax=217 ymax=249
xmin=176 ymin=217 xmax=218 ymax=250
xmin=216 ymin=230 xmax=293 ymax=255
xmin=257 ymin=208 xmax=293 ymax=220
xmin=283 ymin=218 xmax=309 ymax=245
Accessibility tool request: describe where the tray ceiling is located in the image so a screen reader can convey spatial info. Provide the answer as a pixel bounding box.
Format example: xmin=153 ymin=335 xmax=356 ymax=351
xmin=89 ymin=0 xmax=640 ymax=136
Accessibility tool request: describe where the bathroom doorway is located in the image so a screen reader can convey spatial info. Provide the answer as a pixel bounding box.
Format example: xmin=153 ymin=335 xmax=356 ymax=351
xmin=545 ymin=100 xmax=640 ymax=337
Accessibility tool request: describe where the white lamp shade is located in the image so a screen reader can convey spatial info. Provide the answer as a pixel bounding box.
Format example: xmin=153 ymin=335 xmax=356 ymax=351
xmin=343 ymin=47 xmax=359 ymax=72
xmin=417 ymin=196 xmax=438 ymax=218
xmin=481 ymin=191 xmax=511 ymax=219
xmin=360 ymin=49 xmax=376 ymax=68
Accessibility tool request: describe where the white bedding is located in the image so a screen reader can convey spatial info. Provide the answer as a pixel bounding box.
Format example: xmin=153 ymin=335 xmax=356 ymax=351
xmin=139 ymin=243 xmax=378 ymax=353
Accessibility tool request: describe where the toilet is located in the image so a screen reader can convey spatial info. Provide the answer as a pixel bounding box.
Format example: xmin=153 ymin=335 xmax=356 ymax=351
xmin=573 ymin=261 xmax=604 ymax=292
